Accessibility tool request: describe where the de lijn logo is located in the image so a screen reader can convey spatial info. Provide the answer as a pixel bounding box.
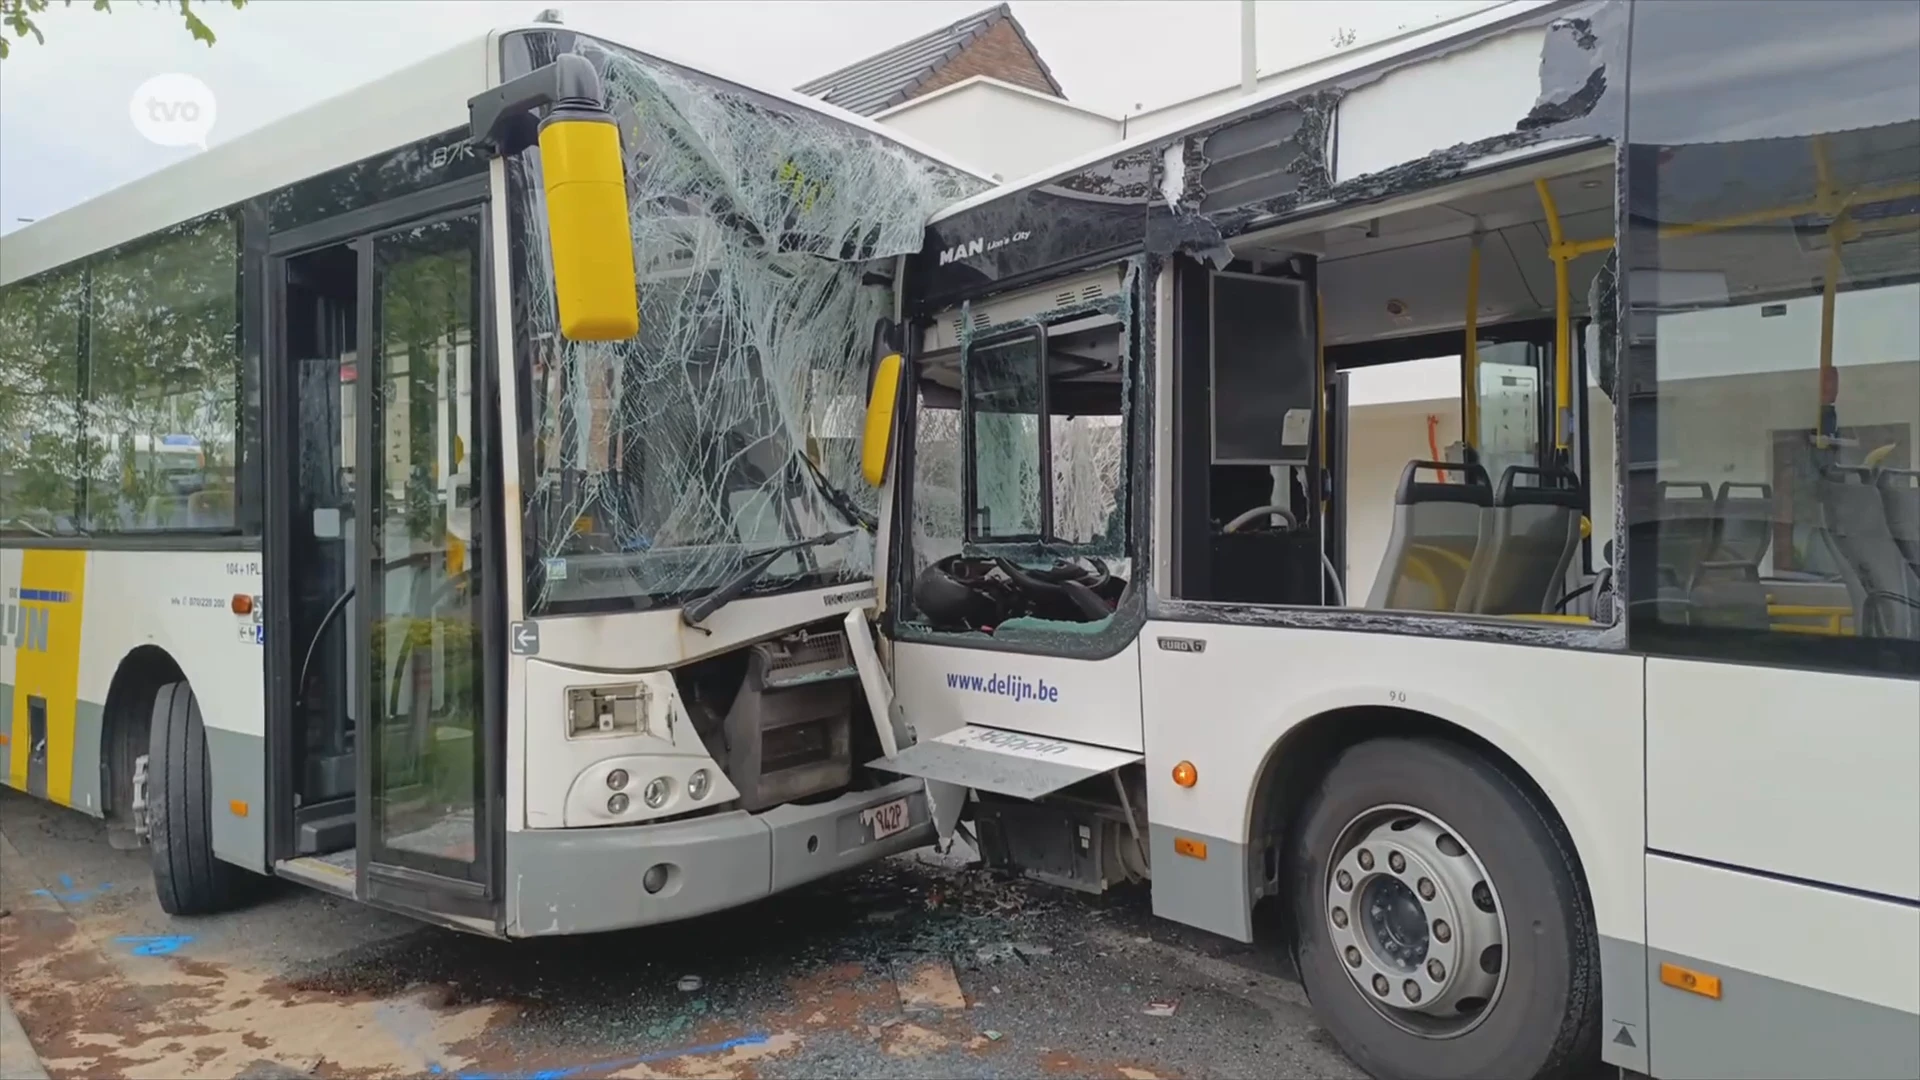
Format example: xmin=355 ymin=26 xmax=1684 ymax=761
xmin=129 ymin=73 xmax=218 ymax=151
xmin=4 ymin=587 xmax=68 ymax=653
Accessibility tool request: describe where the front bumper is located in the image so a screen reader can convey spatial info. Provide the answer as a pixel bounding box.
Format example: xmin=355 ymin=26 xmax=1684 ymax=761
xmin=503 ymin=776 xmax=931 ymax=936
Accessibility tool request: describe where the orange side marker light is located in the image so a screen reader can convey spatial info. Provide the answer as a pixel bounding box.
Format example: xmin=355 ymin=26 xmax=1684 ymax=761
xmin=1659 ymin=962 xmax=1721 ymax=1000
xmin=1172 ymin=761 xmax=1198 ymax=788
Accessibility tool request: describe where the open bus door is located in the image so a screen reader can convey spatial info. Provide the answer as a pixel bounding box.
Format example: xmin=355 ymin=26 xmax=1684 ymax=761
xmin=263 ymin=178 xmax=505 ymax=935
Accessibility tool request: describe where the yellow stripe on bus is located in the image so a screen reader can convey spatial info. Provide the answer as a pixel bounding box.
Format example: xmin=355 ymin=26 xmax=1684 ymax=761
xmin=11 ymin=549 xmax=87 ymax=804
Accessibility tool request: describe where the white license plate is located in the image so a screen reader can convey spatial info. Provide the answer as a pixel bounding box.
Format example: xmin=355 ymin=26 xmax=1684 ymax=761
xmin=862 ymin=797 xmax=910 ymax=840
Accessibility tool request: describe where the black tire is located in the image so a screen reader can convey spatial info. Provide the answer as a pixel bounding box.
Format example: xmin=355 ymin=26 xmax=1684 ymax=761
xmin=1288 ymin=737 xmax=1599 ymax=1080
xmin=148 ymin=681 xmax=238 ymax=916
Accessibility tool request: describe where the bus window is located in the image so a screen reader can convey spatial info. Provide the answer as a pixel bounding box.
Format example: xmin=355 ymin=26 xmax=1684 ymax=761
xmin=1625 ymin=0 xmax=1920 ymax=676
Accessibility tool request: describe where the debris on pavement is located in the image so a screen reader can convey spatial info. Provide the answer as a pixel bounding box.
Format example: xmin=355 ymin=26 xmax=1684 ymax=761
xmin=1144 ymin=999 xmax=1179 ymax=1017
xmin=895 ymin=957 xmax=967 ymax=1013
xmin=676 ymin=975 xmax=704 ymax=992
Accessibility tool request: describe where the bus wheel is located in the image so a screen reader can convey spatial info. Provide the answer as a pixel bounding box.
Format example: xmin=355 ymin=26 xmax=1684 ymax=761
xmin=147 ymin=681 xmax=238 ymax=916
xmin=1288 ymin=737 xmax=1598 ymax=1080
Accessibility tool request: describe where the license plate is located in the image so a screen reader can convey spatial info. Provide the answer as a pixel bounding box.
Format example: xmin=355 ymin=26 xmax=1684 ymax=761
xmin=862 ymin=797 xmax=910 ymax=840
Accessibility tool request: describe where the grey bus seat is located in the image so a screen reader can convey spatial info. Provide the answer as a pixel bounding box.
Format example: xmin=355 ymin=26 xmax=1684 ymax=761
xmin=1878 ymin=468 xmax=1920 ymax=574
xmin=1457 ymin=465 xmax=1583 ymax=615
xmin=1366 ymin=460 xmax=1492 ymax=612
xmin=1687 ymin=481 xmax=1774 ymax=630
xmin=1710 ymin=482 xmax=1773 ymax=566
xmin=1819 ymin=466 xmax=1920 ymax=639
xmin=1626 ymin=481 xmax=1717 ymax=622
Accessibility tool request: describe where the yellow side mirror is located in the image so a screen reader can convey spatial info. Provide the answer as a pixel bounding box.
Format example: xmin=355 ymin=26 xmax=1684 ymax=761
xmin=470 ymin=53 xmax=639 ymax=342
xmin=539 ymin=109 xmax=639 ymax=341
xmin=862 ymin=352 xmax=903 ymax=487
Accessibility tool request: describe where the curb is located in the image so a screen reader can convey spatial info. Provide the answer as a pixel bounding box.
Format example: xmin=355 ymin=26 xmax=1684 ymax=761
xmin=0 ymin=985 xmax=53 ymax=1080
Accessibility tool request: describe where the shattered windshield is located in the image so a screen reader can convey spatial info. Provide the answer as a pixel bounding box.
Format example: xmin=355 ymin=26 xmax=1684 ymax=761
xmin=505 ymin=33 xmax=987 ymax=615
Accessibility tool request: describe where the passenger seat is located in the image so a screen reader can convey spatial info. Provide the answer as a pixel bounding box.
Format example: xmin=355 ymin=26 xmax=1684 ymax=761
xmin=1456 ymin=465 xmax=1583 ymax=615
xmin=1879 ymin=468 xmax=1920 ymax=575
xmin=1818 ymin=466 xmax=1920 ymax=639
xmin=1366 ymin=461 xmax=1492 ymax=612
xmin=1687 ymin=482 xmax=1773 ymax=629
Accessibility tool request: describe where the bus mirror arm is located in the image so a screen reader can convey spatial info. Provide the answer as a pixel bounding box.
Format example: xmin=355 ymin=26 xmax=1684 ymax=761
xmin=467 ymin=53 xmax=606 ymax=158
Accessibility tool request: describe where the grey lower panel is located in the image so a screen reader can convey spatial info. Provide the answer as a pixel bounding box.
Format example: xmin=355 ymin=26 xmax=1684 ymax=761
xmin=1599 ymin=935 xmax=1650 ymax=1075
xmin=69 ymin=699 xmax=103 ymax=815
xmin=1147 ymin=823 xmax=1252 ymax=943
xmin=1649 ymin=946 xmax=1920 ymax=1079
xmin=765 ymin=777 xmax=931 ymax=893
xmin=507 ymin=811 xmax=770 ymax=936
xmin=202 ymin=727 xmax=266 ymax=872
xmin=505 ymin=780 xmax=935 ymax=937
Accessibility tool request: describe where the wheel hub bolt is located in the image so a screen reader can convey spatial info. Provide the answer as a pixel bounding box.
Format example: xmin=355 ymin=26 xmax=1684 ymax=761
xmin=1433 ymin=918 xmax=1452 ymax=943
xmin=1428 ymin=958 xmax=1446 ymax=981
xmin=1345 ymin=946 xmax=1363 ymax=968
xmin=1336 ymin=869 xmax=1353 ymax=891
xmin=1403 ymin=980 xmax=1422 ymax=1003
xmin=1388 ymin=851 xmax=1406 ymax=873
xmin=1372 ymin=973 xmax=1390 ymax=996
xmin=1331 ymin=906 xmax=1349 ymax=929
xmin=1358 ymin=849 xmax=1375 ymax=871
xmin=1417 ymin=877 xmax=1435 ymax=900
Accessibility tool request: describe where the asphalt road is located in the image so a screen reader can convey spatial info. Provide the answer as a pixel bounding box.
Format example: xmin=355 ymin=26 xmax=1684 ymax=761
xmin=0 ymin=787 xmax=1365 ymax=1080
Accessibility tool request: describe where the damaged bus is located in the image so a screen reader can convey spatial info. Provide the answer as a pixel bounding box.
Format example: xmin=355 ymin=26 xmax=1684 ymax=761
xmin=1 ymin=22 xmax=987 ymax=935
xmin=857 ymin=1 xmax=1920 ymax=1077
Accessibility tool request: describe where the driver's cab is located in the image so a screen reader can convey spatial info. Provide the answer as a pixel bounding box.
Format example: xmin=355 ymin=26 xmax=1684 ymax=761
xmin=900 ymin=262 xmax=1136 ymax=640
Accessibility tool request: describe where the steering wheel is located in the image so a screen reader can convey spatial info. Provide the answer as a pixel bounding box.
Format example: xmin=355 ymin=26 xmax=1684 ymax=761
xmin=1223 ymin=505 xmax=1299 ymax=534
xmin=992 ymin=556 xmax=1113 ymax=620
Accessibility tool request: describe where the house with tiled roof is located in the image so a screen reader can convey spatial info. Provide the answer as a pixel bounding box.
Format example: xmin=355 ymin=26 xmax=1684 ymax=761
xmin=796 ymin=3 xmax=1120 ymax=182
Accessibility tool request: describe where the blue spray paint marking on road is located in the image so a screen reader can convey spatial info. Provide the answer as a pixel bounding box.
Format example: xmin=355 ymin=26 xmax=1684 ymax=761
xmin=116 ymin=935 xmax=194 ymax=956
xmin=30 ymin=878 xmax=112 ymax=904
xmin=451 ymin=1033 xmax=772 ymax=1080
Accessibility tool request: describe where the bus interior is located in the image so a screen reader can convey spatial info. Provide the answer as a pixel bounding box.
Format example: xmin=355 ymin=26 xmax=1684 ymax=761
xmin=909 ymin=148 xmax=1918 ymax=641
xmin=1183 ymin=156 xmax=1617 ymax=624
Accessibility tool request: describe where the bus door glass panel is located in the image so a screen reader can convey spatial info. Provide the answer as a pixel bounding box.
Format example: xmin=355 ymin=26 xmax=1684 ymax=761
xmin=363 ymin=212 xmax=486 ymax=880
xmin=965 ymin=331 xmax=1045 ymax=540
xmin=283 ymin=242 xmax=360 ymax=816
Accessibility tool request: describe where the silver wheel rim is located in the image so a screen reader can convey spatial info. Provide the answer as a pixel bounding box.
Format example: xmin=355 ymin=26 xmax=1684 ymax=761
xmin=1323 ymin=804 xmax=1509 ymax=1038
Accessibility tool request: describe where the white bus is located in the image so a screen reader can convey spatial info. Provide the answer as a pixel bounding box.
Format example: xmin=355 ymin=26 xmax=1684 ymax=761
xmin=857 ymin=1 xmax=1920 ymax=1077
xmin=1 ymin=21 xmax=988 ymax=936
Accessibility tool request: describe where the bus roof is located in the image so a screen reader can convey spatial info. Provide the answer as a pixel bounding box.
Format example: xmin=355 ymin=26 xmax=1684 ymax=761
xmin=927 ymin=0 xmax=1568 ymax=226
xmin=2 ymin=23 xmax=992 ymax=289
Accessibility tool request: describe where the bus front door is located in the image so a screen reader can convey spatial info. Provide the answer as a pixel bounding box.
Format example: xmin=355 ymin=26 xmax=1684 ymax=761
xmin=266 ymin=180 xmax=504 ymax=934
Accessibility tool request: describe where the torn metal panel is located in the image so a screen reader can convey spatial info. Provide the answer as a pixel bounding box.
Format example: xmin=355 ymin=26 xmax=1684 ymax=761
xmin=916 ymin=0 xmax=1627 ymax=305
xmin=503 ymin=33 xmax=987 ymax=616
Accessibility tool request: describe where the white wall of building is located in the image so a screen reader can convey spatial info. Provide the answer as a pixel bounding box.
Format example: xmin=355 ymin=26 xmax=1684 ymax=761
xmin=875 ymin=76 xmax=1122 ymax=184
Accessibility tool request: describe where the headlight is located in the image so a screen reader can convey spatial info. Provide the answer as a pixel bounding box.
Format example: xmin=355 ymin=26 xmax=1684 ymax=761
xmin=687 ymin=769 xmax=711 ymax=801
xmin=644 ymin=776 xmax=671 ymax=809
xmin=608 ymin=792 xmax=630 ymax=814
xmin=606 ymin=768 xmax=629 ymax=791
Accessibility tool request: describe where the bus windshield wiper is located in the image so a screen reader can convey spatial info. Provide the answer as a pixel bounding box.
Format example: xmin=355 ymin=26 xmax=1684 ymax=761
xmin=680 ymin=529 xmax=858 ymax=628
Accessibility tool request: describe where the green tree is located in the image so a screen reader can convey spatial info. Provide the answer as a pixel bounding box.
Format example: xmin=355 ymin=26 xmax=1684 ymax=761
xmin=1 ymin=0 xmax=245 ymax=60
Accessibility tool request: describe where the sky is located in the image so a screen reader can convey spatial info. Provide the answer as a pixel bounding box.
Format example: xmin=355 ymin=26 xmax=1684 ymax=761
xmin=0 ymin=0 xmax=1498 ymax=234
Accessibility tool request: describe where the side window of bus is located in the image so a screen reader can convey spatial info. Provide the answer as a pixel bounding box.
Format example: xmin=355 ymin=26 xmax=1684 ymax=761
xmin=84 ymin=212 xmax=242 ymax=533
xmin=1625 ymin=0 xmax=1920 ymax=674
xmin=0 ymin=268 xmax=87 ymax=535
